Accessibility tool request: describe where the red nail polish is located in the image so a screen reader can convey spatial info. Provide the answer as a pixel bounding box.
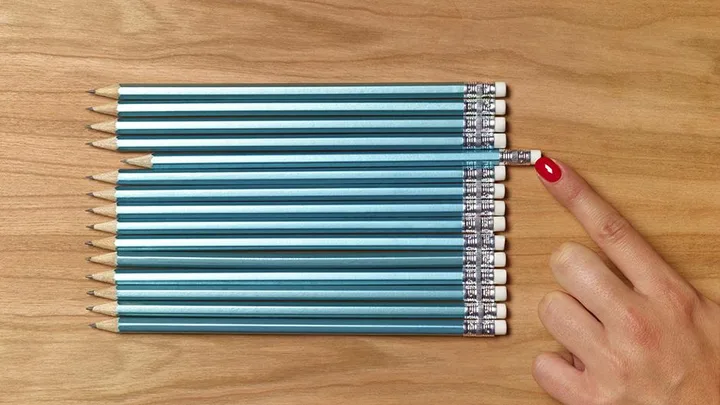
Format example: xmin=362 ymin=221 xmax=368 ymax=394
xmin=535 ymin=157 xmax=562 ymax=182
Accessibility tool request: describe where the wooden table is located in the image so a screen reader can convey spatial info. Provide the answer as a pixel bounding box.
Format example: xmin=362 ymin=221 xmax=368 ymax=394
xmin=1 ymin=1 xmax=718 ymax=403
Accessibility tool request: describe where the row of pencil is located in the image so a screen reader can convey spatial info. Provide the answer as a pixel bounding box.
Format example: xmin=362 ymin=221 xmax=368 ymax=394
xmin=85 ymin=82 xmax=540 ymax=336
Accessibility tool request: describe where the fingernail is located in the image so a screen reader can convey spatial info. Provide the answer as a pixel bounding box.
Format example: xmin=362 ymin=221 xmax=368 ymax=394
xmin=534 ymin=157 xmax=562 ymax=183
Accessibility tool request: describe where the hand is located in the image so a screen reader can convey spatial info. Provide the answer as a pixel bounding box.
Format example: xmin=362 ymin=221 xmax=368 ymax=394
xmin=531 ymin=157 xmax=720 ymax=405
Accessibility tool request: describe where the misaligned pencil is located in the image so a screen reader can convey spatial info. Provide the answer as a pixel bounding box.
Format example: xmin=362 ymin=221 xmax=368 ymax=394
xmin=92 ymin=82 xmax=507 ymax=101
xmin=91 ymin=284 xmax=508 ymax=302
xmin=88 ymin=301 xmax=507 ymax=319
xmin=88 ymin=268 xmax=508 ymax=285
xmin=89 ymin=185 xmax=506 ymax=203
xmin=125 ymin=151 xmax=539 ymax=170
xmin=87 ymin=235 xmax=507 ymax=252
xmin=87 ymin=251 xmax=507 ymax=269
xmin=88 ymin=134 xmax=507 ymax=152
xmin=91 ymin=317 xmax=507 ymax=336
xmin=89 ymin=217 xmax=507 ymax=235
xmin=95 ymin=100 xmax=507 ymax=118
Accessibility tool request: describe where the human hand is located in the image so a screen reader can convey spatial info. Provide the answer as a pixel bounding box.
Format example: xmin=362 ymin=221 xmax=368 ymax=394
xmin=531 ymin=157 xmax=720 ymax=405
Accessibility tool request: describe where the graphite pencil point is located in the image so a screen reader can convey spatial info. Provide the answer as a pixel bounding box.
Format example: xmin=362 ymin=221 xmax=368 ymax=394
xmin=89 ymin=323 xmax=97 ymax=329
xmin=85 ymin=142 xmax=92 ymax=146
xmin=87 ymin=290 xmax=95 ymax=296
xmin=86 ymin=225 xmax=93 ymax=229
xmin=85 ymin=241 xmax=93 ymax=246
xmin=86 ymin=306 xmax=94 ymax=311
xmin=86 ymin=257 xmax=92 ymax=262
xmin=86 ymin=107 xmax=93 ymax=111
xmin=87 ymin=89 xmax=96 ymax=94
xmin=85 ymin=125 xmax=92 ymax=129
xmin=85 ymin=208 xmax=93 ymax=212
xmin=85 ymin=275 xmax=93 ymax=279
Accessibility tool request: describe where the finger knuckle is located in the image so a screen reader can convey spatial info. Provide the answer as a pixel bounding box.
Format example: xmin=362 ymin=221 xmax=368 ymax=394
xmin=538 ymin=291 xmax=565 ymax=321
xmin=619 ymin=304 xmax=661 ymax=349
xmin=549 ymin=242 xmax=582 ymax=275
xmin=596 ymin=212 xmax=631 ymax=245
xmin=659 ymin=279 xmax=701 ymax=320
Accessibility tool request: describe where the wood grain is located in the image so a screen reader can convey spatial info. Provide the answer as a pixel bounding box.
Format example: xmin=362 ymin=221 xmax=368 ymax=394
xmin=1 ymin=0 xmax=719 ymax=403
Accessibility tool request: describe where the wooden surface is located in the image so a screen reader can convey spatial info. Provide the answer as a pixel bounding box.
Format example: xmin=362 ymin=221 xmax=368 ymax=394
xmin=1 ymin=1 xmax=719 ymax=403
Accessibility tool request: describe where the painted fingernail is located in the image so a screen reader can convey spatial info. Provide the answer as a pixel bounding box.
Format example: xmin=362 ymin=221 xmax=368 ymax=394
xmin=534 ymin=157 xmax=562 ymax=183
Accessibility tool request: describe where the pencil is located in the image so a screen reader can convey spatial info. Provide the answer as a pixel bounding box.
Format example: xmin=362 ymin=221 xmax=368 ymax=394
xmin=87 ymin=251 xmax=507 ymax=269
xmin=87 ymin=185 xmax=506 ymax=203
xmin=90 ymin=317 xmax=508 ymax=336
xmin=88 ymin=284 xmax=508 ymax=302
xmin=87 ymin=301 xmax=507 ymax=319
xmin=91 ymin=82 xmax=507 ymax=101
xmin=87 ymin=268 xmax=508 ymax=286
xmin=87 ymin=201 xmax=506 ymax=220
xmin=91 ymin=100 xmax=506 ymax=118
xmin=86 ymin=235 xmax=506 ymax=252
xmin=88 ymin=168 xmax=502 ymax=187
xmin=87 ymin=133 xmax=507 ymax=152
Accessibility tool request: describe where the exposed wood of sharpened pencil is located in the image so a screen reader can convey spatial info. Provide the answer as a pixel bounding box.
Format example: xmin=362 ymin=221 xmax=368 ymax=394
xmin=89 ymin=137 xmax=118 ymax=151
xmin=124 ymin=155 xmax=152 ymax=168
xmin=88 ymin=302 xmax=118 ymax=316
xmin=92 ymin=85 xmax=120 ymax=99
xmin=90 ymin=220 xmax=117 ymax=234
xmin=88 ymin=252 xmax=117 ymax=267
xmin=90 ymin=318 xmax=119 ymax=333
xmin=89 ymin=103 xmax=118 ymax=116
xmin=89 ymin=121 xmax=117 ymax=134
xmin=89 ymin=170 xmax=119 ymax=184
xmin=91 ymin=286 xmax=117 ymax=300
xmin=87 ymin=270 xmax=115 ymax=284
xmin=88 ymin=204 xmax=116 ymax=217
xmin=89 ymin=190 xmax=116 ymax=202
xmin=88 ymin=237 xmax=116 ymax=251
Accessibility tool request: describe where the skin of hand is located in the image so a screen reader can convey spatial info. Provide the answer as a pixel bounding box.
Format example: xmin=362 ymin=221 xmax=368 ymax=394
xmin=531 ymin=157 xmax=720 ymax=405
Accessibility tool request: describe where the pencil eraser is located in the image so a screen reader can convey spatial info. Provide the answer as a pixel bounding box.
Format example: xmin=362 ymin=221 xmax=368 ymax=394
xmin=494 ymin=117 xmax=506 ymax=133
xmin=493 ymin=217 xmax=506 ymax=232
xmin=494 ymin=82 xmax=507 ymax=98
xmin=493 ymin=133 xmax=507 ymax=149
xmin=494 ymin=235 xmax=506 ymax=250
xmin=494 ymin=184 xmax=505 ymax=199
xmin=493 ymin=165 xmax=506 ymax=181
xmin=494 ymin=252 xmax=507 ymax=267
xmin=494 ymin=286 xmax=508 ymax=302
xmin=496 ymin=303 xmax=508 ymax=319
xmin=494 ymin=320 xmax=508 ymax=336
xmin=495 ymin=100 xmax=507 ymax=115
xmin=494 ymin=269 xmax=507 ymax=285
xmin=530 ymin=150 xmax=542 ymax=164
xmin=494 ymin=200 xmax=506 ymax=216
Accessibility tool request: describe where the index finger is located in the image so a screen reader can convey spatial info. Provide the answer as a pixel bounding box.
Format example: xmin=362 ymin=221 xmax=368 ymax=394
xmin=534 ymin=157 xmax=682 ymax=295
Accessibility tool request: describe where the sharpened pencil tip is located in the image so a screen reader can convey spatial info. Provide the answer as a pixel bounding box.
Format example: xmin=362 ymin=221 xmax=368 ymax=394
xmin=87 ymin=290 xmax=95 ymax=296
xmin=89 ymin=323 xmax=97 ymax=329
xmin=87 ymin=89 xmax=96 ymax=94
xmin=86 ymin=225 xmax=93 ymax=229
xmin=86 ymin=107 xmax=93 ymax=111
xmin=86 ymin=125 xmax=92 ymax=129
xmin=85 ymin=176 xmax=92 ymax=180
xmin=85 ymin=275 xmax=93 ymax=279
xmin=86 ymin=257 xmax=92 ymax=262
xmin=85 ymin=142 xmax=93 ymax=146
xmin=86 ymin=306 xmax=94 ymax=311
xmin=85 ymin=241 xmax=93 ymax=246
xmin=85 ymin=208 xmax=94 ymax=212
xmin=121 ymin=159 xmax=128 ymax=164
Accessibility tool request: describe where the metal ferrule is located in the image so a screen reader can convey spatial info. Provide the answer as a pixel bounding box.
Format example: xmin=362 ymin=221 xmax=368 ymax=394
xmin=463 ymin=281 xmax=497 ymax=301
xmin=463 ymin=318 xmax=498 ymax=336
xmin=464 ymin=301 xmax=499 ymax=319
xmin=500 ymin=150 xmax=534 ymax=165
xmin=463 ymin=116 xmax=496 ymax=135
xmin=463 ymin=167 xmax=495 ymax=181
xmin=464 ymin=82 xmax=498 ymax=98
xmin=464 ymin=248 xmax=500 ymax=267
xmin=463 ymin=179 xmax=496 ymax=200
xmin=463 ymin=98 xmax=497 ymax=115
xmin=462 ymin=264 xmax=499 ymax=285
xmin=462 ymin=213 xmax=497 ymax=236
xmin=463 ymin=197 xmax=497 ymax=217
xmin=463 ymin=130 xmax=497 ymax=149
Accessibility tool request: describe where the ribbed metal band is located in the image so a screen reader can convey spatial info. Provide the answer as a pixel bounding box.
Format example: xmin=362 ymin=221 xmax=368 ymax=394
xmin=463 ymin=264 xmax=499 ymax=285
xmin=463 ymin=115 xmax=496 ymax=135
xmin=463 ymin=279 xmax=497 ymax=301
xmin=462 ymin=213 xmax=497 ymax=236
xmin=463 ymin=98 xmax=497 ymax=115
xmin=464 ymin=301 xmax=499 ymax=319
xmin=463 ymin=180 xmax=495 ymax=200
xmin=500 ymin=150 xmax=534 ymax=165
xmin=463 ymin=130 xmax=497 ymax=149
xmin=463 ymin=318 xmax=497 ymax=336
xmin=463 ymin=197 xmax=497 ymax=216
xmin=464 ymin=167 xmax=495 ymax=181
xmin=464 ymin=82 xmax=498 ymax=98
xmin=464 ymin=248 xmax=500 ymax=267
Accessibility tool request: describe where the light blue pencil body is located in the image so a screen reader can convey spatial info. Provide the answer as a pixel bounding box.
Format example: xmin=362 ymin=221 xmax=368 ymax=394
xmin=114 ymin=285 xmax=465 ymax=301
xmin=113 ymin=169 xmax=471 ymax=187
xmin=111 ymin=186 xmax=499 ymax=203
xmin=112 ymin=302 xmax=469 ymax=318
xmin=114 ymin=82 xmax=501 ymax=102
xmin=145 ymin=151 xmax=503 ymax=170
xmin=113 ymin=253 xmax=466 ymax=269
xmin=112 ymin=135 xmax=501 ymax=152
xmin=115 ymin=317 xmax=468 ymax=335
